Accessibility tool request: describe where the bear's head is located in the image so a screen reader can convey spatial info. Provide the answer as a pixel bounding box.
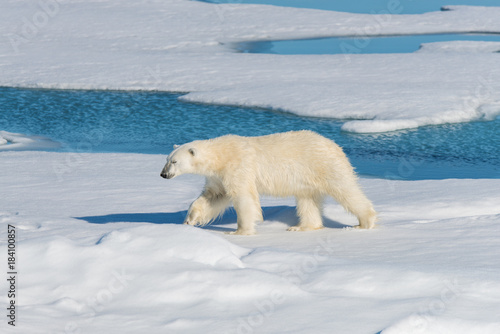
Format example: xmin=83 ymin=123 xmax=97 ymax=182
xmin=160 ymin=144 xmax=198 ymax=179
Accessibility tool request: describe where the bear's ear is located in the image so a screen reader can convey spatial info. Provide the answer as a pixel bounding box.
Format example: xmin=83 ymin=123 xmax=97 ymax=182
xmin=173 ymin=144 xmax=180 ymax=149
xmin=188 ymin=148 xmax=196 ymax=156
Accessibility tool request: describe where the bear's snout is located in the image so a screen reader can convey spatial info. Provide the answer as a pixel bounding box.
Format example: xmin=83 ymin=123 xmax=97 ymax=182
xmin=160 ymin=171 xmax=174 ymax=179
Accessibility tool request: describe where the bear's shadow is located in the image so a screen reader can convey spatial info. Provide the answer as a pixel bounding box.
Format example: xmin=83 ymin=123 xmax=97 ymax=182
xmin=75 ymin=206 xmax=348 ymax=232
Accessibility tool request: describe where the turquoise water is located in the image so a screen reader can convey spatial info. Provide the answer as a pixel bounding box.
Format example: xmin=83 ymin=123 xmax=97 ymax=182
xmin=239 ymin=34 xmax=500 ymax=55
xmin=202 ymin=0 xmax=499 ymax=14
xmin=0 ymin=87 xmax=498 ymax=179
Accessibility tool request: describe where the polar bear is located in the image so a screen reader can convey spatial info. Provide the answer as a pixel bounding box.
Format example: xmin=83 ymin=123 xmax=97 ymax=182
xmin=160 ymin=131 xmax=377 ymax=235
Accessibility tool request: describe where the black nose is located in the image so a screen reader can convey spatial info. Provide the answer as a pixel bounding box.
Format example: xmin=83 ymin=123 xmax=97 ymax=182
xmin=160 ymin=172 xmax=167 ymax=179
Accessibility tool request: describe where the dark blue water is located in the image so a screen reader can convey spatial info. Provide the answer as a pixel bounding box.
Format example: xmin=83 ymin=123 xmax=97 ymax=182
xmin=0 ymin=87 xmax=498 ymax=179
xmin=202 ymin=0 xmax=499 ymax=14
xmin=239 ymin=34 xmax=500 ymax=55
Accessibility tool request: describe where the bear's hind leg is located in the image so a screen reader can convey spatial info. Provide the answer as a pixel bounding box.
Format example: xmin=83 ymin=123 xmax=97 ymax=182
xmin=230 ymin=192 xmax=263 ymax=235
xmin=289 ymin=195 xmax=324 ymax=232
xmin=355 ymin=206 xmax=377 ymax=229
xmin=327 ymin=181 xmax=377 ymax=229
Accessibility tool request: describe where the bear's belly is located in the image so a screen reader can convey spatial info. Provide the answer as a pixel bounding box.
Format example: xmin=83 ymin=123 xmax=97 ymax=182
xmin=255 ymin=170 xmax=318 ymax=198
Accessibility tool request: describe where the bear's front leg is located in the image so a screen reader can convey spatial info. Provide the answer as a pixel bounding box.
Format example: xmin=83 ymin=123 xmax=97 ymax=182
xmin=184 ymin=196 xmax=210 ymax=226
xmin=184 ymin=176 xmax=231 ymax=226
xmin=184 ymin=193 xmax=231 ymax=226
xmin=229 ymin=193 xmax=263 ymax=235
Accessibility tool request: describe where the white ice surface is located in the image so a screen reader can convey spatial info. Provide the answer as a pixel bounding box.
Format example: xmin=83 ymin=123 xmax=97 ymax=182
xmin=1 ymin=1 xmax=500 ymax=132
xmin=0 ymin=131 xmax=61 ymax=151
xmin=417 ymin=40 xmax=500 ymax=54
xmin=1 ymin=151 xmax=500 ymax=333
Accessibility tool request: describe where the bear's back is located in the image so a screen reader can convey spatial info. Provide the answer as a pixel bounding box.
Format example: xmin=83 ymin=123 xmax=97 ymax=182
xmin=247 ymin=131 xmax=352 ymax=196
xmin=252 ymin=130 xmax=344 ymax=160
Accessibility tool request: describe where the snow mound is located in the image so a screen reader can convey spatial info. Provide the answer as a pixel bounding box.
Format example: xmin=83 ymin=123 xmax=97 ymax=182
xmin=0 ymin=131 xmax=60 ymax=151
xmin=95 ymin=224 xmax=250 ymax=268
xmin=14 ymin=218 xmax=306 ymax=333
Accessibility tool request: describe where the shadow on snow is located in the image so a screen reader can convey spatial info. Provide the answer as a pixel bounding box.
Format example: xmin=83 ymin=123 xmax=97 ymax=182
xmin=75 ymin=206 xmax=349 ymax=231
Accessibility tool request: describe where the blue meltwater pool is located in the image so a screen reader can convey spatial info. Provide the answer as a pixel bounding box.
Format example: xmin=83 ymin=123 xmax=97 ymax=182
xmin=201 ymin=0 xmax=499 ymax=14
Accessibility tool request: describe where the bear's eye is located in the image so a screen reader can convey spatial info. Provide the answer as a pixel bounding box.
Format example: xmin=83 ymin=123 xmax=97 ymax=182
xmin=171 ymin=160 xmax=177 ymax=164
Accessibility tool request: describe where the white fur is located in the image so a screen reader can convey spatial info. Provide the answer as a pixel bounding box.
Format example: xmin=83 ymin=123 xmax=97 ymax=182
xmin=161 ymin=131 xmax=377 ymax=235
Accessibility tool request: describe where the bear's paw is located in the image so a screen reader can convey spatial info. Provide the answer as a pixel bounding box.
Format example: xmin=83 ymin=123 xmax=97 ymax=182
xmin=226 ymin=229 xmax=256 ymax=236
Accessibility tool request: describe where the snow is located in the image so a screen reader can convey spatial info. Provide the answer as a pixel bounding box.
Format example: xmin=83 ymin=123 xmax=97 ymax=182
xmin=417 ymin=40 xmax=500 ymax=54
xmin=382 ymin=316 xmax=500 ymax=334
xmin=1 ymin=1 xmax=500 ymax=132
xmin=0 ymin=131 xmax=61 ymax=151
xmin=1 ymin=151 xmax=500 ymax=333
